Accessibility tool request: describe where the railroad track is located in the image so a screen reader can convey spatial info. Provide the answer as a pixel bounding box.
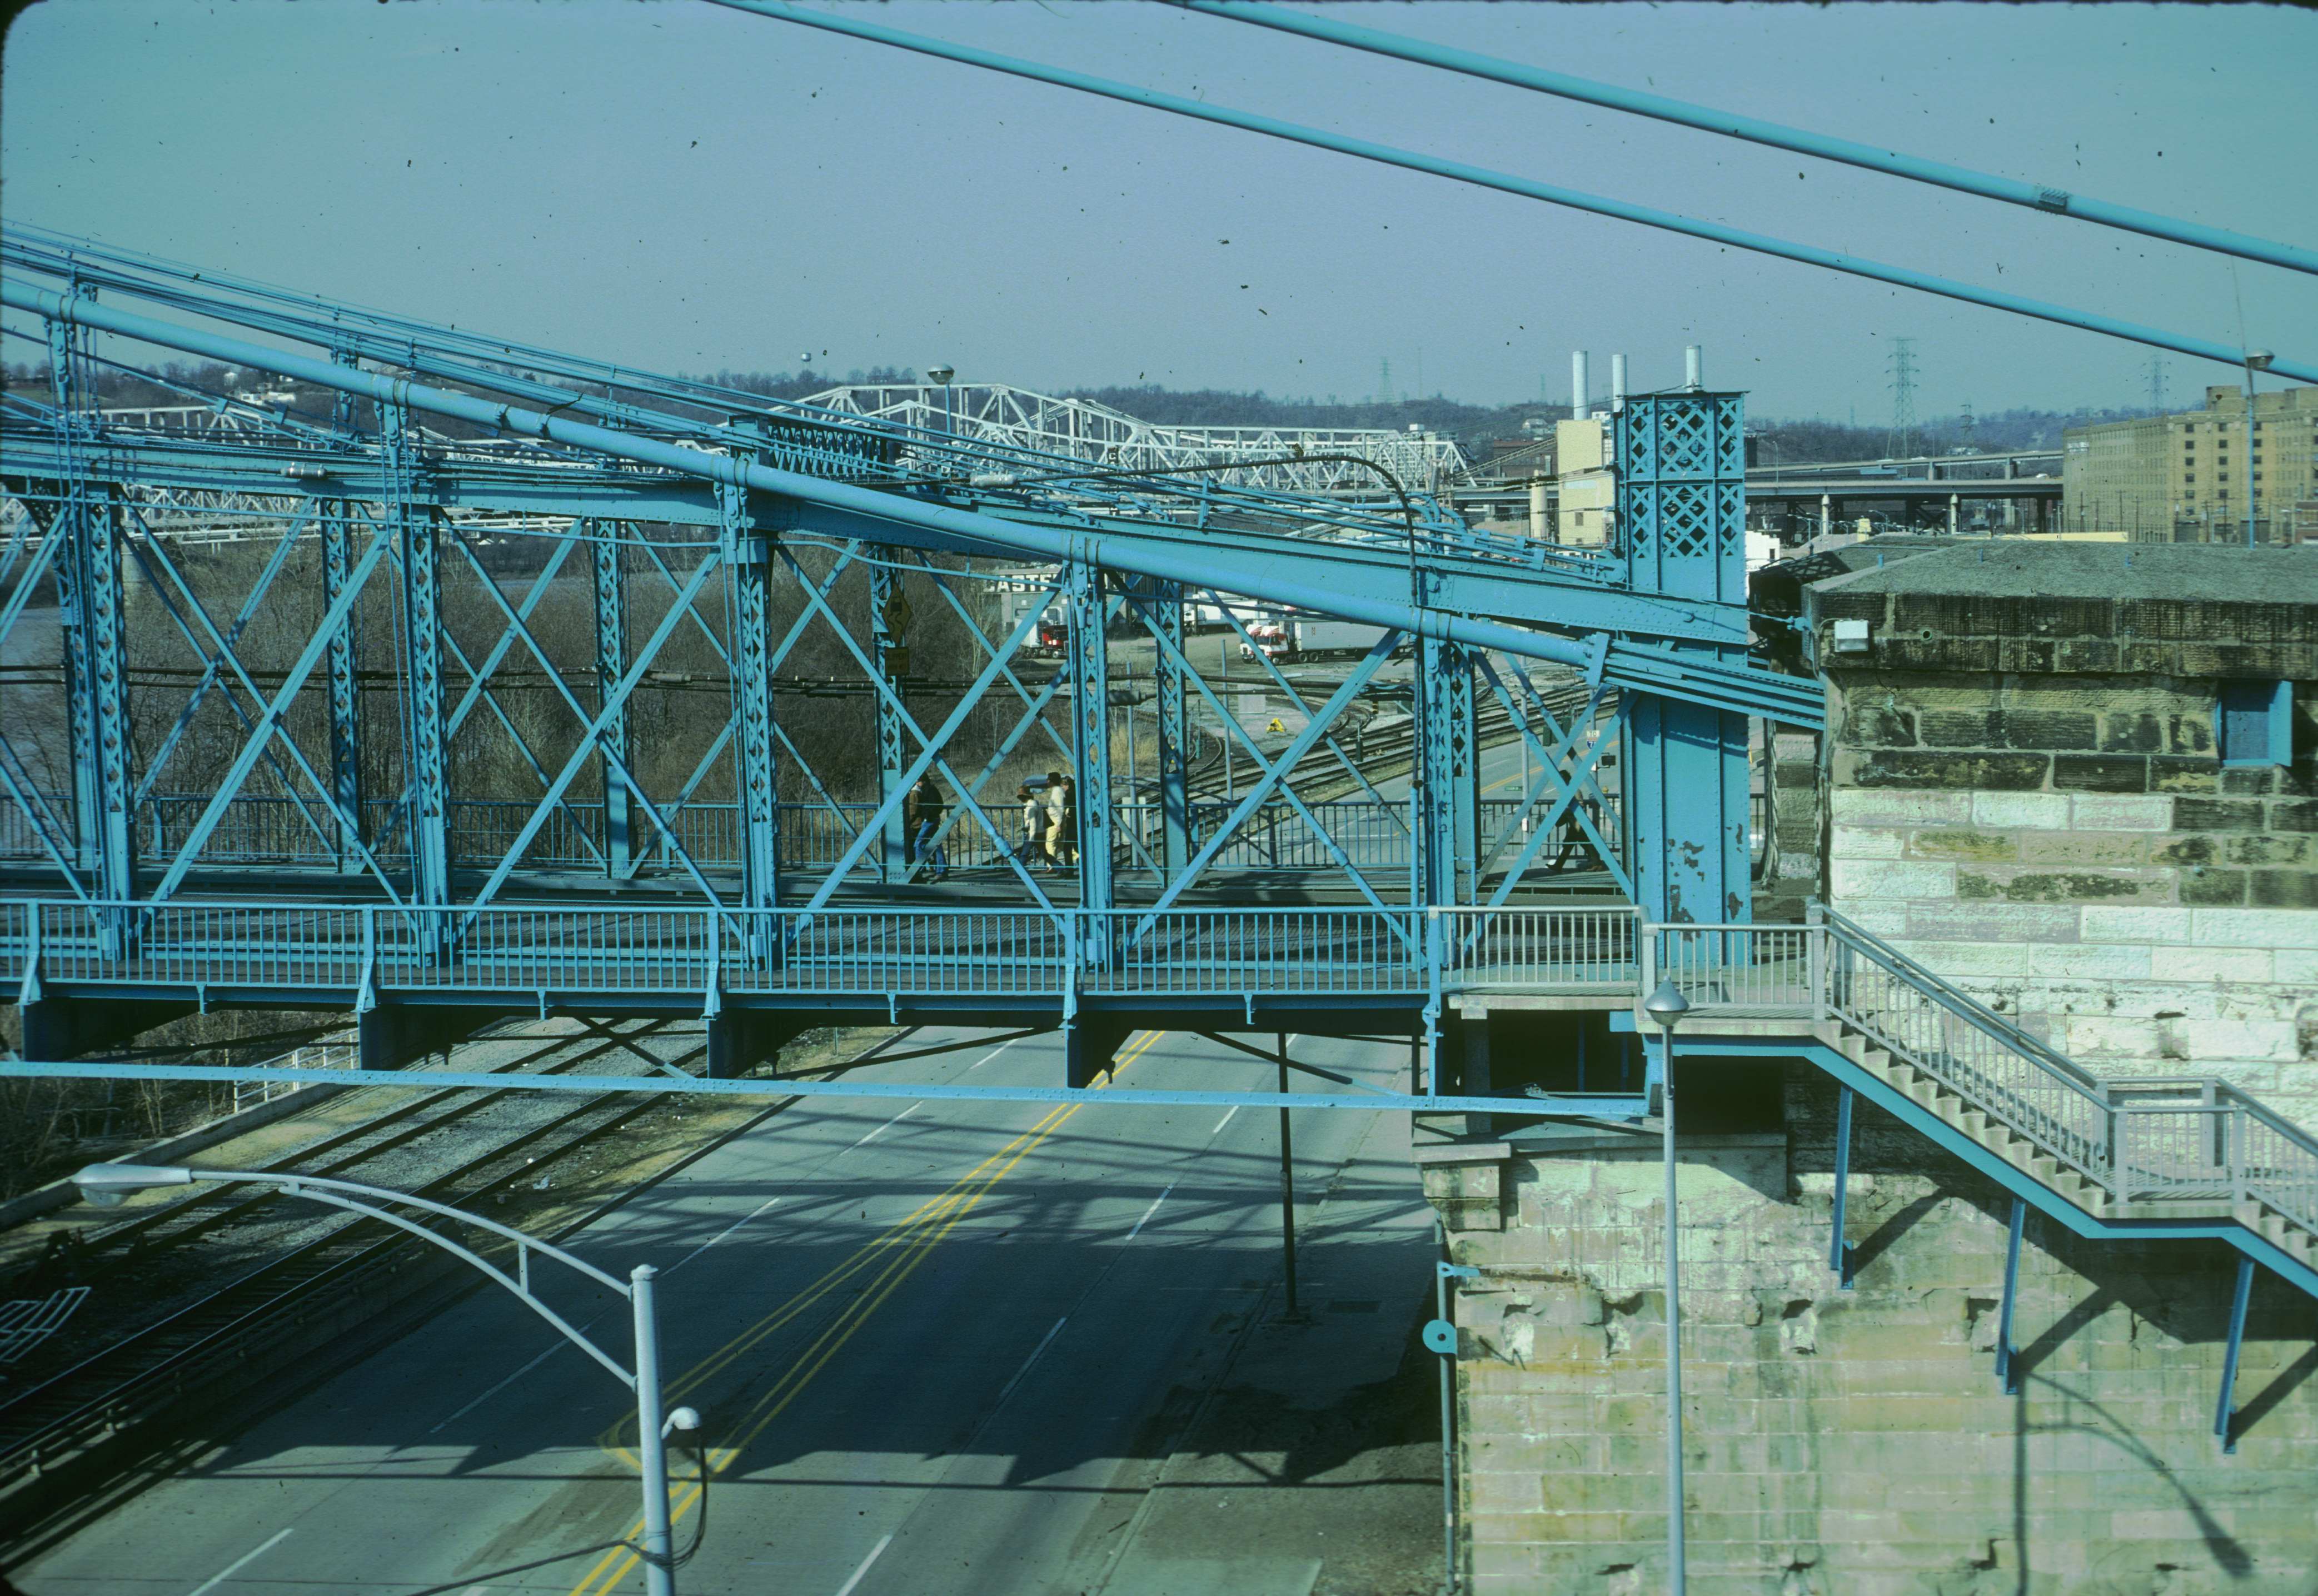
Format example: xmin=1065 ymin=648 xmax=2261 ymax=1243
xmin=0 ymin=1019 xmax=718 ymax=1538
xmin=73 ymin=1019 xmax=674 ymax=1267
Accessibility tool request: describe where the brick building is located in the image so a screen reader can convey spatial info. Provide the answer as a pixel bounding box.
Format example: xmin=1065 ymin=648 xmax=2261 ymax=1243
xmin=2062 ymin=382 xmax=2318 ymax=545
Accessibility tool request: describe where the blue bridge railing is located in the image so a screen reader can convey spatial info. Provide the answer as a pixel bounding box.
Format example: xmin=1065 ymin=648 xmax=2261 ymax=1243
xmin=0 ymin=898 xmax=1640 ymax=1002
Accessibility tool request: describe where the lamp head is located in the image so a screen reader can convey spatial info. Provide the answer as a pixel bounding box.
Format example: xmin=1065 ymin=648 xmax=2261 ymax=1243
xmin=927 ymin=365 xmax=955 ymax=386
xmin=2246 ymin=350 xmax=2275 ymax=372
xmin=663 ymin=1406 xmax=702 ymax=1440
xmin=73 ymin=1163 xmax=194 ymax=1208
xmin=1642 ymin=980 xmax=1692 ymax=1029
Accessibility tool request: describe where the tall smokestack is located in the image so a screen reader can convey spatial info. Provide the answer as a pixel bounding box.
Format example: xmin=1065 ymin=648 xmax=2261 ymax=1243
xmin=1610 ymin=353 xmax=1628 ymax=409
xmin=1684 ymin=345 xmax=1702 ymax=390
xmin=1570 ymin=351 xmax=1589 ymax=421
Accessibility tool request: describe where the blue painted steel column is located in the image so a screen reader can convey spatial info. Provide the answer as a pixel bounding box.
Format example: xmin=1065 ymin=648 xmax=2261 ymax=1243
xmin=1830 ymin=1086 xmax=1858 ymax=1288
xmin=2216 ymin=1256 xmax=2255 ymax=1453
xmin=1066 ymin=558 xmax=1115 ymax=949
xmin=724 ymin=485 xmax=782 ymax=942
xmin=1996 ymin=1197 xmax=2026 ymax=1395
xmin=45 ymin=316 xmax=101 ymax=878
xmin=868 ymin=553 xmax=909 ymax=883
xmin=1616 ymin=392 xmax=1753 ymax=924
xmin=80 ymin=488 xmax=137 ymax=912
xmin=321 ymin=500 xmax=365 ymax=874
xmin=1418 ymin=636 xmax=1476 ymax=905
xmin=46 ymin=315 xmax=136 ymax=920
xmin=591 ymin=522 xmax=634 ymax=880
xmin=385 ymin=401 xmax=451 ymax=944
xmin=1151 ymin=580 xmax=1192 ymax=881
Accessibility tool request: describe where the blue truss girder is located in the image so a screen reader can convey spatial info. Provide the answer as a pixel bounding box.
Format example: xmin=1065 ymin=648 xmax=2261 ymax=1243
xmin=0 ymin=279 xmax=1823 ymax=728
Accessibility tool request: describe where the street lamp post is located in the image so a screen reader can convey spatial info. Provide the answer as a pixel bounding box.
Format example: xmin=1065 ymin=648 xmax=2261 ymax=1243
xmin=2244 ymin=351 xmax=2274 ymax=547
xmin=1643 ymin=979 xmax=1693 ymax=1596
xmin=73 ymin=1163 xmax=699 ymax=1594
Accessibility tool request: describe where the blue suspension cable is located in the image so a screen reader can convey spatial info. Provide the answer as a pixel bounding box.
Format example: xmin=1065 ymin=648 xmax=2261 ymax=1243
xmin=708 ymin=0 xmax=2315 ymax=385
xmin=1185 ymin=1 xmax=2318 ymax=279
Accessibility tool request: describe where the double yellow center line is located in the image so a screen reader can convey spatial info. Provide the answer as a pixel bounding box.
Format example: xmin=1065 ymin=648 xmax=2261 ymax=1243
xmin=566 ymin=1031 xmax=1163 ymax=1595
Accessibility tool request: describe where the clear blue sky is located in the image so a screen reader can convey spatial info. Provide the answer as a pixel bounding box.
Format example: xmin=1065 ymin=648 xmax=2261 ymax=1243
xmin=3 ymin=1 xmax=2312 ymax=421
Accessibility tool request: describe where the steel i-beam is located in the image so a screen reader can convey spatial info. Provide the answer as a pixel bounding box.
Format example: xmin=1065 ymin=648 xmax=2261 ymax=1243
xmin=869 ymin=551 xmax=910 ymax=884
xmin=385 ymin=401 xmax=452 ymax=946
xmin=592 ymin=521 xmax=634 ymax=879
xmin=1151 ymin=580 xmax=1191 ymax=881
xmin=321 ymin=500 xmax=365 ymax=873
xmin=45 ymin=317 xmax=102 ymax=881
xmin=82 ymin=490 xmax=137 ymax=910
xmin=1066 ymin=558 xmax=1115 ymax=943
xmin=723 ymin=486 xmax=782 ymax=942
xmin=1418 ymin=635 xmax=1476 ymax=906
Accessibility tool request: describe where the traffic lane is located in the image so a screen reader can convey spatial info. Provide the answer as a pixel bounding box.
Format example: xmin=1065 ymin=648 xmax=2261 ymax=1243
xmin=711 ymin=1031 xmax=1425 ymax=1596
xmin=561 ymin=1025 xmax=1355 ymax=1593
xmin=9 ymin=1023 xmax=1061 ymax=1593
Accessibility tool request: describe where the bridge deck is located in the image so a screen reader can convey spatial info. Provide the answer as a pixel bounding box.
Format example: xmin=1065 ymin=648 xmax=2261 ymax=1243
xmin=2 ymin=897 xmax=1638 ymax=1013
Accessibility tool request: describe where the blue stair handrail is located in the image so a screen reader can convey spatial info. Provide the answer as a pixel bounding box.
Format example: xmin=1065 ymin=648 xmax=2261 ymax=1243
xmin=1811 ymin=907 xmax=2316 ymax=1238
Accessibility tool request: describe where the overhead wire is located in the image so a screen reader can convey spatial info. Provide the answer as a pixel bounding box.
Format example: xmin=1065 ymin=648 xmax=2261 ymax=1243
xmin=1183 ymin=0 xmax=2318 ymax=278
xmin=708 ymin=0 xmax=2315 ymax=385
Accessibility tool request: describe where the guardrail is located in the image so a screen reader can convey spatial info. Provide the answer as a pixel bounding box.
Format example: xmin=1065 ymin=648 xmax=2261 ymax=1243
xmin=1430 ymin=904 xmax=1641 ymax=991
xmin=0 ymin=899 xmax=1442 ymax=1001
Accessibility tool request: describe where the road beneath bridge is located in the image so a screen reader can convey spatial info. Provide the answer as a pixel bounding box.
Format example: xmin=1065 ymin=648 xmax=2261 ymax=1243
xmin=13 ymin=1027 xmax=1443 ymax=1596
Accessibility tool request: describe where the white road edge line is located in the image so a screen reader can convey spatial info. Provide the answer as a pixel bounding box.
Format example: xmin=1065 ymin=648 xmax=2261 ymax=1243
xmin=989 ymin=1315 xmax=1069 ymax=1416
xmin=1210 ymin=1106 xmax=1238 ymax=1136
xmin=428 ymin=1333 xmax=579 ymax=1434
xmin=848 ymin=1102 xmax=919 ymax=1151
xmin=965 ymin=1039 xmax=1020 ymax=1072
xmin=670 ymin=1194 xmax=784 ymax=1273
xmin=831 ymin=1532 xmax=894 ymax=1596
xmin=186 ymin=1527 xmax=293 ymax=1596
xmin=1124 ymin=1182 xmax=1176 ymax=1243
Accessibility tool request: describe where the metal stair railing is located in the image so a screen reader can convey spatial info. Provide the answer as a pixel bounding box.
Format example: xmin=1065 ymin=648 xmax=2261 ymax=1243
xmin=1811 ymin=906 xmax=2115 ymax=1189
xmin=1649 ymin=908 xmax=2318 ymax=1250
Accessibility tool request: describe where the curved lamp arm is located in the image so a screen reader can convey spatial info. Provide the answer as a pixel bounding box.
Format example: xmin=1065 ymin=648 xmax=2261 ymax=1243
xmin=77 ymin=1163 xmax=636 ymax=1388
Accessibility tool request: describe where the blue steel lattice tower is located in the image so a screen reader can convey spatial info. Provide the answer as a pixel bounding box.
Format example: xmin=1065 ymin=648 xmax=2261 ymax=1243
xmin=1615 ymin=391 xmax=1753 ymax=924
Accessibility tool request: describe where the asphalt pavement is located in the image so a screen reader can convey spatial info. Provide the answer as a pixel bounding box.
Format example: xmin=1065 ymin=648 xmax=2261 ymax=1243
xmin=13 ymin=1025 xmax=1438 ymax=1595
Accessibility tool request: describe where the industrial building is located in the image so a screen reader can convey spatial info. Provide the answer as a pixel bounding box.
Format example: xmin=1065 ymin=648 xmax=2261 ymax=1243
xmin=2062 ymin=382 xmax=2318 ymax=543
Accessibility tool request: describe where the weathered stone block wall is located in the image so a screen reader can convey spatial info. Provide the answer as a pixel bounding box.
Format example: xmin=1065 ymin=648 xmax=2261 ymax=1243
xmin=1422 ymin=1099 xmax=2318 ymax=1595
xmin=1755 ymin=730 xmax=1823 ymax=924
xmin=1807 ymin=562 xmax=2318 ymax=1120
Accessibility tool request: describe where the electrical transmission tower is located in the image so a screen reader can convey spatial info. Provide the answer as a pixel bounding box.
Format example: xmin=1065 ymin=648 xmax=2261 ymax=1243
xmin=1886 ymin=337 xmax=1919 ymax=460
xmin=1378 ymin=357 xmax=1394 ymax=406
xmin=2147 ymin=354 xmax=2169 ymax=415
xmin=1959 ymin=400 xmax=1976 ymax=452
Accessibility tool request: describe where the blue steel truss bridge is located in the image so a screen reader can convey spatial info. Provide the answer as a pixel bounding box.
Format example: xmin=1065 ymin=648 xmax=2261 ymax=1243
xmin=3 ymin=226 xmax=2313 ymax=1379
xmin=0 ymin=225 xmax=1798 ymax=1064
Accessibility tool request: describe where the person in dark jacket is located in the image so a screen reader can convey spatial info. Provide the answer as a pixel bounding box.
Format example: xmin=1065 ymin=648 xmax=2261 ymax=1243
xmin=911 ymin=774 xmax=949 ymax=881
